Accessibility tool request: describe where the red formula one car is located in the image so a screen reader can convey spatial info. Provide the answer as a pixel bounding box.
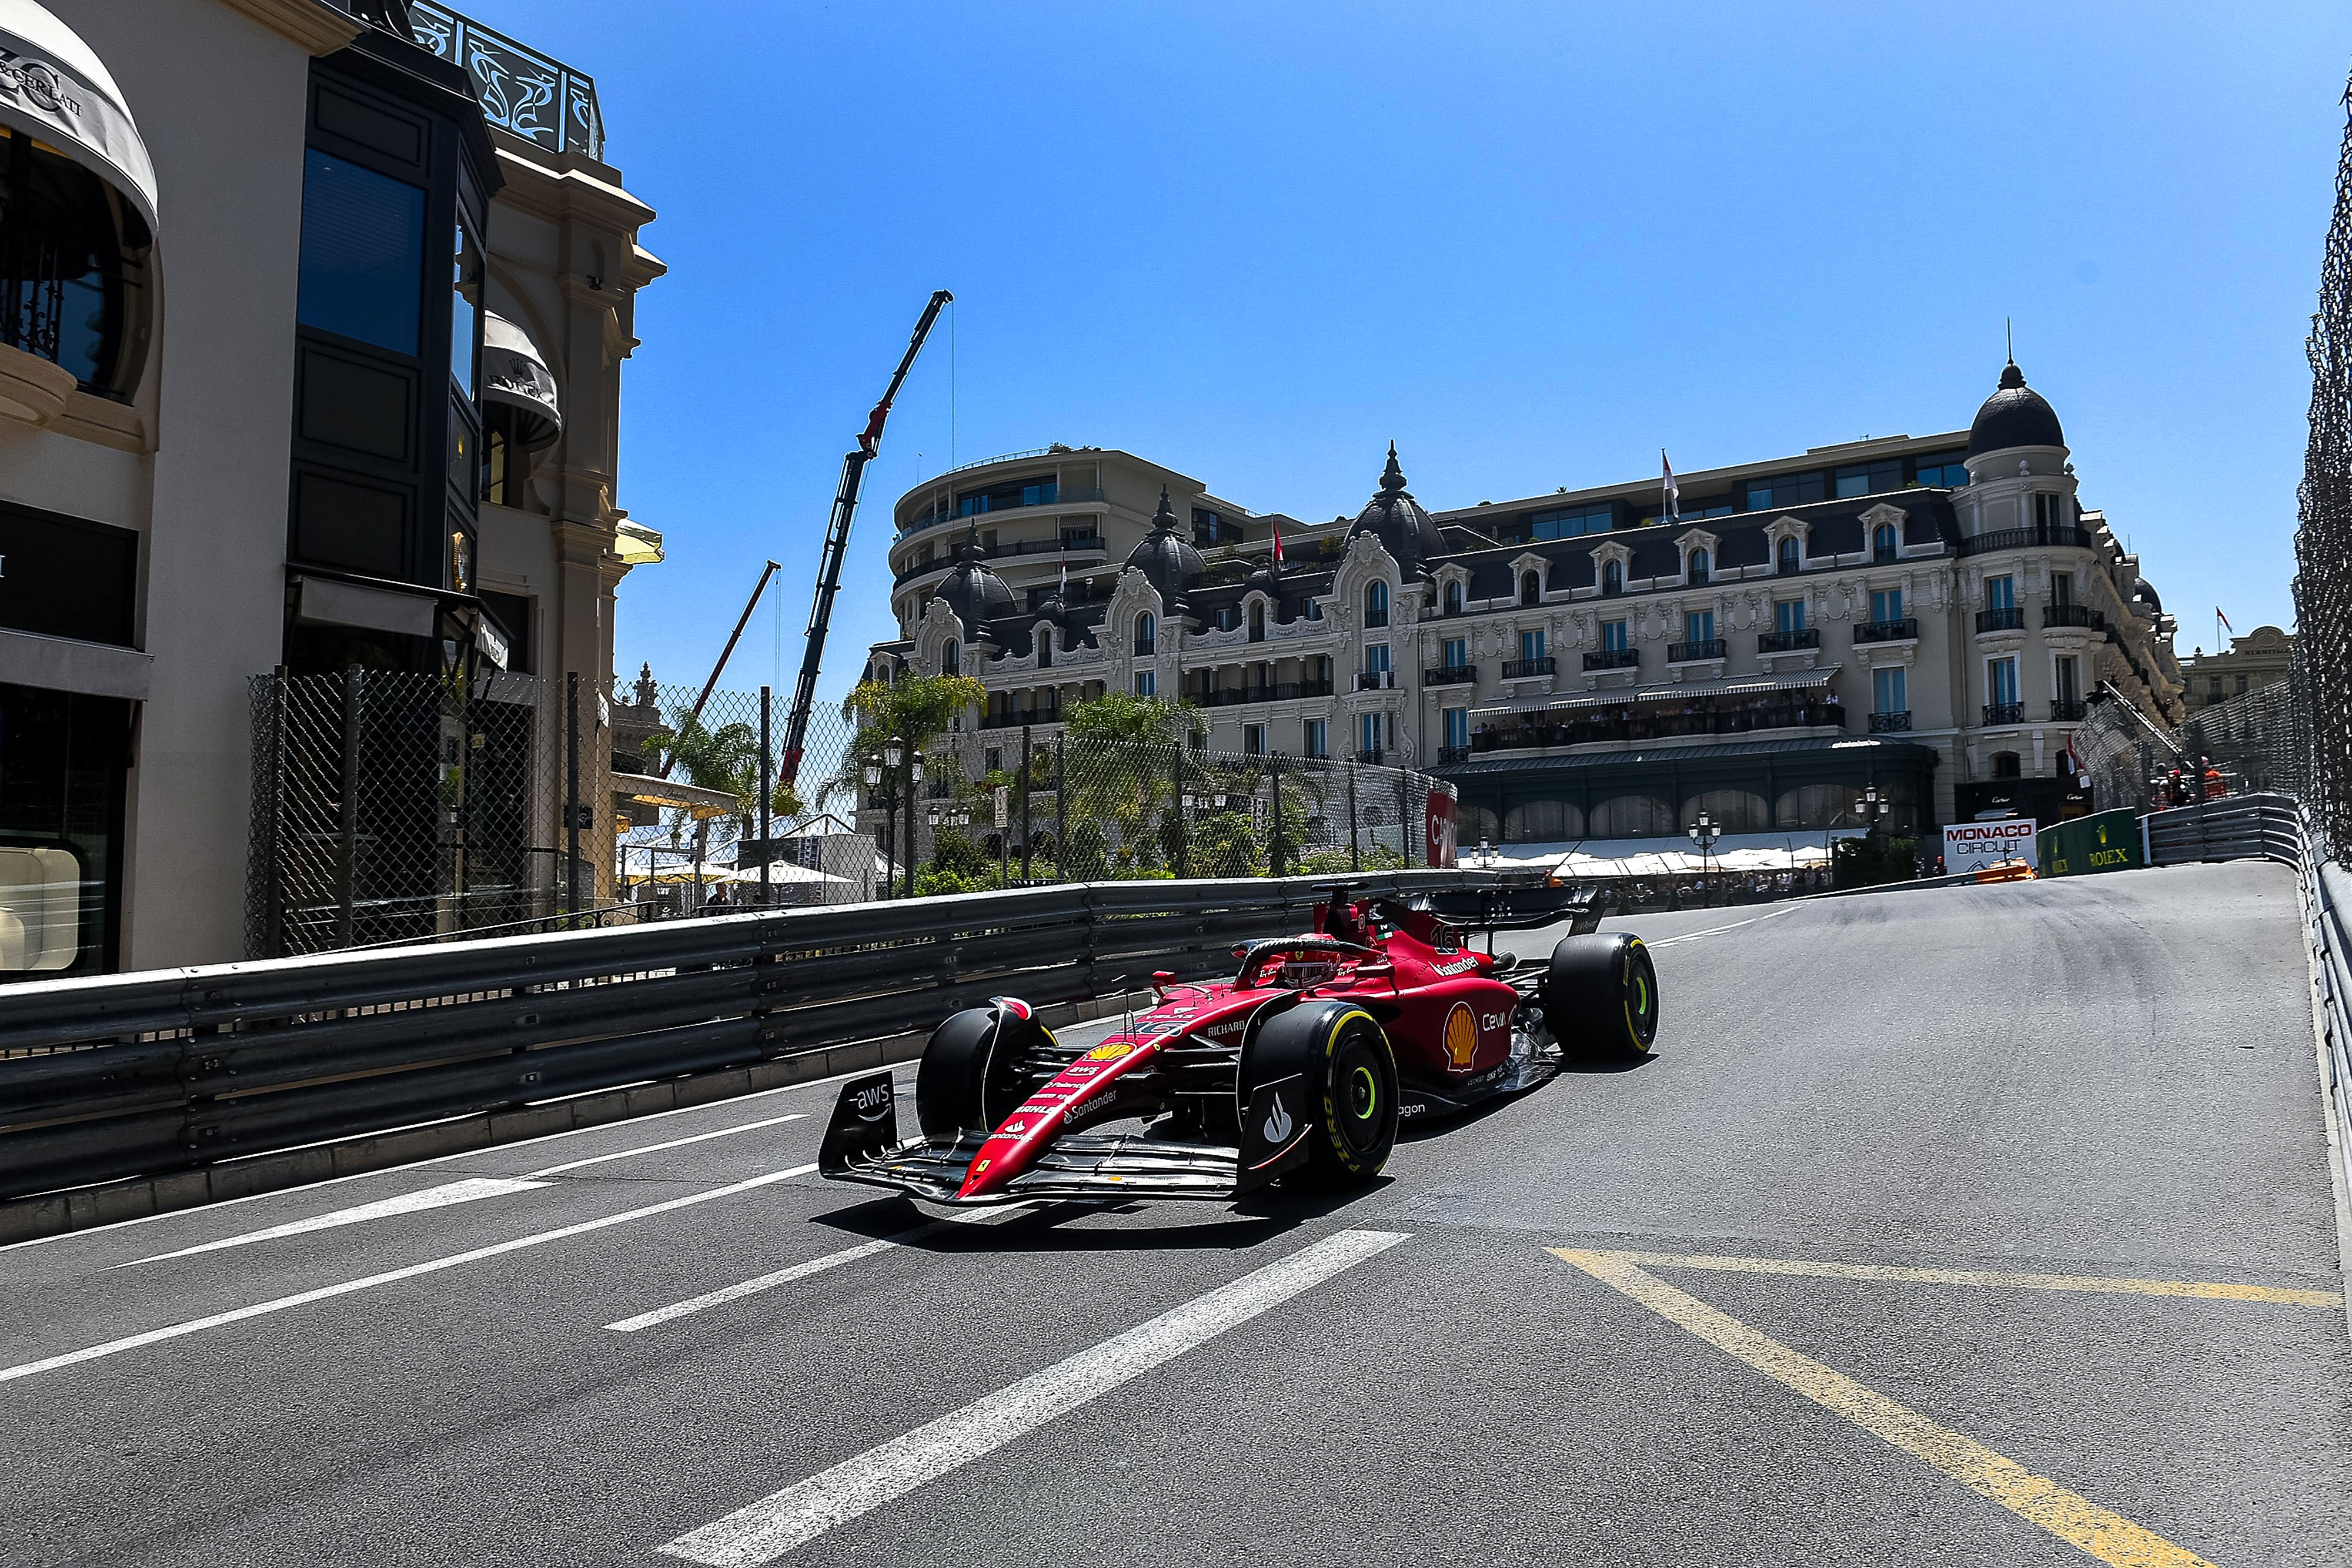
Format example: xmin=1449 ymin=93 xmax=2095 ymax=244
xmin=818 ymin=885 xmax=1659 ymax=1206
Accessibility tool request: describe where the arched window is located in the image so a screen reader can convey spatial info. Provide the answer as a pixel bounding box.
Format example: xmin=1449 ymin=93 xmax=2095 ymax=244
xmin=1365 ymin=580 xmax=1390 ymax=628
xmin=1993 ymin=751 xmax=2022 ymax=779
xmin=1 ymin=131 xmax=150 ymax=396
xmin=1443 ymin=580 xmax=1463 ymax=617
xmin=1135 ymin=611 xmax=1157 ymax=656
xmin=1873 ymin=523 xmax=1899 ymax=560
xmin=1248 ymin=601 xmax=1266 ymax=642
xmin=1688 ymin=547 xmax=1710 ymax=585
xmin=941 ymin=641 xmax=960 ymax=674
xmin=1776 ymin=537 xmax=1800 ymax=575
xmin=1602 ymin=559 xmax=1623 ymax=596
xmin=1520 ymin=570 xmax=1542 ymax=607
xmin=1037 ymin=628 xmax=1053 ymax=668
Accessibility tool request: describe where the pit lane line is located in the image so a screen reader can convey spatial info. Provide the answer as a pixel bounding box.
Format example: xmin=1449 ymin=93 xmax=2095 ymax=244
xmin=657 ymin=1228 xmax=1411 ymax=1566
xmin=1552 ymin=1248 xmax=2220 ymax=1568
xmin=0 ymin=1163 xmax=819 ymax=1388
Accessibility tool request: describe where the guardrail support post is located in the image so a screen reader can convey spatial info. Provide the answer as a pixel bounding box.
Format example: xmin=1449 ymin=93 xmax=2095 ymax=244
xmin=338 ymin=664 xmax=362 ymax=950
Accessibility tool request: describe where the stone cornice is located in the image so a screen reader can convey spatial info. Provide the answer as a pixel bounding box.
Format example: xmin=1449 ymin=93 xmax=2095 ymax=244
xmin=213 ymin=0 xmax=362 ymax=55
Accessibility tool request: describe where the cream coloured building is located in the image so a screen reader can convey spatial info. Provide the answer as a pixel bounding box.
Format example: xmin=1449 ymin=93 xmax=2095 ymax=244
xmin=0 ymin=0 xmax=661 ymax=974
xmin=873 ymin=360 xmax=2184 ymax=842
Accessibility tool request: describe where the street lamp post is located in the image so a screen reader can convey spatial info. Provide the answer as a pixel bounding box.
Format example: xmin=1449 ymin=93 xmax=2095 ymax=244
xmin=1688 ymin=811 xmax=1722 ymax=903
xmin=864 ymin=751 xmax=888 ymax=900
xmin=904 ymin=745 xmax=924 ymax=900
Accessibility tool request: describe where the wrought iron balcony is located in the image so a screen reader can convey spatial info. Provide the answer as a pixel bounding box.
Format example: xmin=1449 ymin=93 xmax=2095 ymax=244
xmin=1583 ymin=647 xmax=1639 ymax=671
xmin=409 ymin=2 xmax=606 ymax=158
xmin=1357 ymin=747 xmax=1386 ymax=764
xmin=1976 ymin=607 xmax=2027 ymax=633
xmin=1354 ymin=670 xmax=1397 ymax=691
xmin=1424 ymin=664 xmax=1479 ymax=687
xmin=1868 ymin=710 xmax=1913 ymax=733
xmin=1758 ymin=628 xmax=1820 ymax=652
xmin=1855 ymin=617 xmax=1917 ymax=644
xmin=1956 ymin=524 xmax=2096 ymax=558
xmin=2050 ymin=698 xmax=2089 ymax=721
xmin=1437 ymin=744 xmax=1472 ymax=764
xmin=1873 ymin=545 xmax=1901 ymax=564
xmin=1469 ymin=698 xmax=1845 ymax=756
xmin=2043 ymin=603 xmax=2105 ymax=630
xmin=1982 ymin=701 xmax=2025 ymax=726
xmin=1365 ymin=607 xmax=1391 ymax=628
xmin=1501 ymin=657 xmax=1556 ymax=678
xmin=1668 ymin=638 xmax=1727 ymax=663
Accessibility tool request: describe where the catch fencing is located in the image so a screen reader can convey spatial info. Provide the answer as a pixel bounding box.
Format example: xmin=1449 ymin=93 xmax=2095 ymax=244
xmin=0 ymin=868 xmax=1496 ymax=1206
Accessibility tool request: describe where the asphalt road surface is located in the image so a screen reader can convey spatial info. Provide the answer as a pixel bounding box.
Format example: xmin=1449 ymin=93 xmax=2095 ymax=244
xmin=2 ymin=861 xmax=2346 ymax=1567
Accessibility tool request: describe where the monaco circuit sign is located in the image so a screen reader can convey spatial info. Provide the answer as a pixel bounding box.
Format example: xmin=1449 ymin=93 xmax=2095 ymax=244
xmin=1943 ymin=818 xmax=2037 ymax=874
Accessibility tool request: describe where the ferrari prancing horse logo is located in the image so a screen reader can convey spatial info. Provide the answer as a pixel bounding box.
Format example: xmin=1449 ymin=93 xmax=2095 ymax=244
xmin=1442 ymin=1003 xmax=1478 ymax=1071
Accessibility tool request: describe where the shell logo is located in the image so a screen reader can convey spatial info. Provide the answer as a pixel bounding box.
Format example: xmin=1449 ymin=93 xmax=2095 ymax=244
xmin=1442 ymin=1003 xmax=1479 ymax=1071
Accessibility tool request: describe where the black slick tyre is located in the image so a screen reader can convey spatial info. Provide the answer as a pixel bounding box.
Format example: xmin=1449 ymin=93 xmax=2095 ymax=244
xmin=914 ymin=1004 xmax=1044 ymax=1139
xmin=1242 ymin=1002 xmax=1398 ymax=1186
xmin=1544 ymin=932 xmax=1660 ymax=1059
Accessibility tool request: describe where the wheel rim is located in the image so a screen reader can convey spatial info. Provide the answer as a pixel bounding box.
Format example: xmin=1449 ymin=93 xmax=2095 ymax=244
xmin=1331 ymin=1032 xmax=1389 ymax=1156
xmin=1623 ymin=943 xmax=1659 ymax=1049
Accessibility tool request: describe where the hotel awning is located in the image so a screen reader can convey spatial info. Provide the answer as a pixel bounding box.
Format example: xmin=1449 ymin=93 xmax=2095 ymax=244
xmin=0 ymin=0 xmax=159 ymax=236
xmin=1471 ymin=668 xmax=1836 ymax=722
xmin=481 ymin=310 xmax=562 ymax=448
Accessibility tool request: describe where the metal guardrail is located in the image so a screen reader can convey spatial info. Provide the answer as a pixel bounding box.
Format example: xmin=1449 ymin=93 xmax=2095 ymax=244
xmin=0 ymin=870 xmax=1503 ymax=1204
xmin=2142 ymin=793 xmax=2304 ymax=868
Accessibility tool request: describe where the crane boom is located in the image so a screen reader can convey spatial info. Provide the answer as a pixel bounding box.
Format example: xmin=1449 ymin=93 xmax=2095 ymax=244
xmin=779 ymin=289 xmax=953 ymax=787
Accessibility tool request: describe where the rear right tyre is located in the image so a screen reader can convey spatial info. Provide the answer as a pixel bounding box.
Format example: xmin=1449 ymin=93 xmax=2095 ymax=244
xmin=1542 ymin=932 xmax=1660 ymax=1060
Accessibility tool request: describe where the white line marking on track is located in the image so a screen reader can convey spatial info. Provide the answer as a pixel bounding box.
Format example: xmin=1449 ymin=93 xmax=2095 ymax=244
xmin=0 ymin=1164 xmax=818 ymax=1388
xmin=115 ymin=1177 xmax=550 ymax=1267
xmin=525 ymin=1114 xmax=807 ymax=1178
xmin=656 ymin=1228 xmax=1409 ymax=1566
xmin=1646 ymin=905 xmax=1796 ymax=947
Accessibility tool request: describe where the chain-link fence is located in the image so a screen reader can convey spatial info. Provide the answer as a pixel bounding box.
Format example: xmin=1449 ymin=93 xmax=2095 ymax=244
xmin=2297 ymin=60 xmax=2352 ymax=861
xmin=246 ymin=668 xmax=610 ymax=956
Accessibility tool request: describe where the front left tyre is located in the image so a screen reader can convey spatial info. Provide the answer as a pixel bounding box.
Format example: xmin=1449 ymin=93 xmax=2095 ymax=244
xmin=1242 ymin=1002 xmax=1399 ymax=1186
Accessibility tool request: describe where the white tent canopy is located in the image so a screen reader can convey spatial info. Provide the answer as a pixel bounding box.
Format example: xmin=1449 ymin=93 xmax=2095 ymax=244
xmin=1464 ymin=830 xmax=1867 ymax=878
xmin=0 ymin=0 xmax=159 ymax=235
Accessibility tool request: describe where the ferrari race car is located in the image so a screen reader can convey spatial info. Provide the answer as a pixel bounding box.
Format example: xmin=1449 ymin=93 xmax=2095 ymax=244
xmin=818 ymin=884 xmax=1659 ymax=1207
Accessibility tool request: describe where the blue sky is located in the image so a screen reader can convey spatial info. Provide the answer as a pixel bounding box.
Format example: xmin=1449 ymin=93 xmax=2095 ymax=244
xmin=462 ymin=1 xmax=2343 ymax=700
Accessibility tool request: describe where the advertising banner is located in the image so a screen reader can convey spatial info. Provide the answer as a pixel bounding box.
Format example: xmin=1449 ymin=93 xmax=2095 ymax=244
xmin=1424 ymin=790 xmax=1458 ymax=868
xmin=2039 ymin=808 xmax=2143 ymax=878
xmin=1943 ymin=818 xmax=2037 ymax=874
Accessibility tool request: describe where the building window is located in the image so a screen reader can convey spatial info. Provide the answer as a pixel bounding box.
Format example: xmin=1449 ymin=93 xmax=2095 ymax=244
xmin=2055 ymin=654 xmax=2080 ymax=704
xmin=1365 ymin=581 xmax=1390 ymax=627
xmin=1192 ymin=508 xmax=1242 ymax=545
xmin=1988 ymin=656 xmax=2019 ymax=706
xmin=1519 ymin=628 xmax=1546 ymax=663
xmin=1871 ymin=587 xmax=1903 ymax=623
xmin=1993 ymin=751 xmax=2023 ymax=778
xmin=956 ymin=474 xmax=1057 ymax=517
xmin=1686 ymin=547 xmax=1710 ymax=584
xmin=1444 ymin=707 xmax=1469 ymax=749
xmin=1600 ymin=618 xmax=1628 ymax=652
xmin=1244 ymin=723 xmax=1265 ymax=756
xmin=1685 ymin=610 xmax=1715 ymax=643
xmin=1359 ymin=712 xmax=1386 ymax=757
xmin=1134 ymin=611 xmax=1156 ymax=656
xmin=1528 ymin=503 xmax=1612 ymax=540
xmin=1135 ymin=670 xmax=1156 ymax=697
xmin=1366 ymin=642 xmax=1391 ymax=674
xmin=1913 ymin=454 xmax=1970 ymax=487
xmin=1985 ymin=575 xmax=2015 ymax=611
xmin=1442 ymin=636 xmax=1468 ymax=668
xmin=941 ymin=641 xmax=960 ymax=674
xmin=2052 ymin=571 xmax=2074 ymax=607
xmin=1519 ymin=570 xmax=1542 ymax=607
xmin=1037 ymin=630 xmax=1053 ymax=668
xmin=1249 ymin=602 xmax=1266 ymax=641
xmin=1304 ymin=718 xmax=1328 ymax=758
xmin=296 ymin=149 xmax=427 ymax=355
xmin=1443 ymin=580 xmax=1463 ymax=616
xmin=1217 ymin=605 xmax=1240 ymax=632
xmin=2209 ymin=676 xmax=2224 ymax=700
xmin=1305 ymin=597 xmax=1323 ymax=621
xmin=1835 ymin=460 xmax=1903 ymax=499
xmin=1873 ymin=523 xmax=1899 ymax=560
xmin=1745 ymin=471 xmax=1826 ymax=511
xmin=2034 ymin=493 xmax=2071 ymax=530
xmin=0 ymin=129 xmax=148 ymax=396
xmin=1874 ymin=666 xmax=1907 ymax=714
xmin=1776 ymin=600 xmax=1806 ymax=634
xmin=1777 ymin=537 xmax=1801 ymax=575
xmin=1601 ymin=559 xmax=1623 ymax=596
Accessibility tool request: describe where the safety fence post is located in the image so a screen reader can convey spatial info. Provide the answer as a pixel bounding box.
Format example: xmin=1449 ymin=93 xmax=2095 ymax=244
xmin=338 ymin=664 xmax=361 ymax=950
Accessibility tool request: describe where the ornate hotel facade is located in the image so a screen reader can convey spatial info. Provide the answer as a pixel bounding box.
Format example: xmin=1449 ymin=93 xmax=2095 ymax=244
xmin=867 ymin=362 xmax=2185 ymax=846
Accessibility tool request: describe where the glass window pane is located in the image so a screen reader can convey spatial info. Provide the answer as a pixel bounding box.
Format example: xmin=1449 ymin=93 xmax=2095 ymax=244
xmin=297 ymin=150 xmax=426 ymax=355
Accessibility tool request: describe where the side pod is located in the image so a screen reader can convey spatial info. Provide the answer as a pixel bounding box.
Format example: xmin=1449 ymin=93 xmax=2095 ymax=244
xmin=818 ymin=1071 xmax=900 ymax=1174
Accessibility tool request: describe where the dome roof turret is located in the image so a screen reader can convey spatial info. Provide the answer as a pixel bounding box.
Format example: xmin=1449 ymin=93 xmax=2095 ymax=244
xmin=1966 ymin=360 xmax=2066 ymax=457
xmin=933 ymin=521 xmax=1017 ymax=634
xmin=1123 ymin=486 xmax=1207 ymax=605
xmin=1347 ymin=443 xmax=1445 ymax=576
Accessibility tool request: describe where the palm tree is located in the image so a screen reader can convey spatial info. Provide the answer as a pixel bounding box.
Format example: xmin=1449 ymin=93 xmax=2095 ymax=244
xmin=1061 ymin=692 xmax=1204 ymax=874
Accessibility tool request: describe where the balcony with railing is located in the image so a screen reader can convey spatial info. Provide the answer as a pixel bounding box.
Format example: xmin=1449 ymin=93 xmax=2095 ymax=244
xmin=1956 ymin=524 xmax=2096 ymax=558
xmin=1975 ymin=607 xmax=2026 ymax=633
xmin=1468 ymin=694 xmax=1845 ymax=758
xmin=979 ymin=705 xmax=1063 ymax=730
xmin=1855 ymin=617 xmax=1917 ymax=644
xmin=2043 ymin=604 xmax=2106 ymax=630
xmin=1867 ymin=710 xmax=1912 ymax=733
xmin=2049 ymin=698 xmax=2089 ymax=721
xmin=896 ymin=490 xmax=1110 ymax=540
xmin=1583 ymin=647 xmax=1639 ymax=671
xmin=409 ymin=2 xmax=606 ymax=158
xmin=1424 ymin=664 xmax=1479 ymax=687
xmin=1354 ymin=670 xmax=1397 ymax=691
xmin=1357 ymin=746 xmax=1386 ymax=764
xmin=1668 ymin=638 xmax=1727 ymax=663
xmin=1501 ymin=657 xmax=1556 ymax=678
xmin=1437 ymin=744 xmax=1472 ymax=764
xmin=1758 ymin=628 xmax=1820 ymax=653
xmin=1982 ymin=701 xmax=2024 ymax=726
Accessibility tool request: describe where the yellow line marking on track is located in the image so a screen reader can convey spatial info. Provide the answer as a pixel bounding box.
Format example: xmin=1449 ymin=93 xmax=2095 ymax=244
xmin=1606 ymin=1249 xmax=2344 ymax=1308
xmin=1550 ymin=1249 xmax=2219 ymax=1568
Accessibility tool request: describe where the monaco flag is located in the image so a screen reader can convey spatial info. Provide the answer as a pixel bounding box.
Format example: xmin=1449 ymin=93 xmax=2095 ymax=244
xmin=1663 ymin=449 xmax=1680 ymax=521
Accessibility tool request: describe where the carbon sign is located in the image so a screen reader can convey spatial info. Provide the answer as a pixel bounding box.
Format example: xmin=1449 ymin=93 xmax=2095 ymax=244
xmin=1943 ymin=818 xmax=2037 ymax=874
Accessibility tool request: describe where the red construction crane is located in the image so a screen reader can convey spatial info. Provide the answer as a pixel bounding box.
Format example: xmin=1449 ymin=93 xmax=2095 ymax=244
xmin=779 ymin=289 xmax=953 ymax=787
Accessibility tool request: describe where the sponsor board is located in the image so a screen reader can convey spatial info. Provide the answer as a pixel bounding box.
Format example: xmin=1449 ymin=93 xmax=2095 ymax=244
xmin=1943 ymin=818 xmax=2037 ymax=874
xmin=2040 ymin=808 xmax=2144 ymax=878
xmin=1425 ymin=790 xmax=1459 ymax=868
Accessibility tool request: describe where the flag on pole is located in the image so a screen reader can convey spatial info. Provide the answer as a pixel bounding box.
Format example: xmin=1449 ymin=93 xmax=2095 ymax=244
xmin=1662 ymin=450 xmax=1679 ymax=523
xmin=2217 ymin=607 xmax=2233 ymax=633
xmin=1271 ymin=514 xmax=1285 ymax=567
xmin=1058 ymin=544 xmax=1068 ymax=601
